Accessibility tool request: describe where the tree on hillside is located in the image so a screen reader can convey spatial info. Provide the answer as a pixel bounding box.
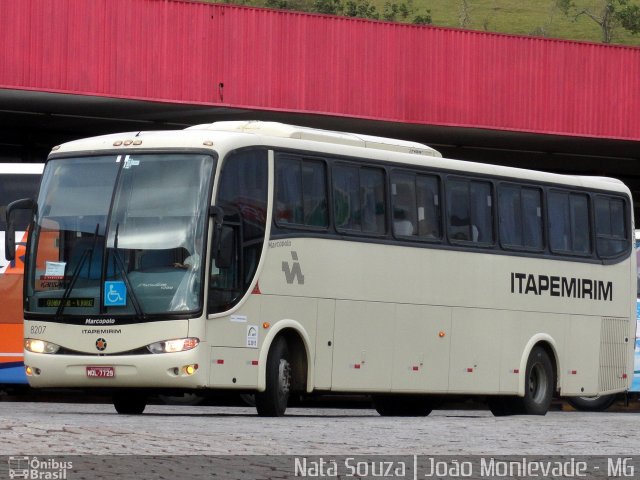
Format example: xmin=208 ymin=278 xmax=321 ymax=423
xmin=309 ymin=0 xmax=431 ymax=23
xmin=383 ymin=1 xmax=410 ymax=21
xmin=617 ymin=1 xmax=640 ymax=32
xmin=458 ymin=0 xmax=472 ymax=28
xmin=343 ymin=0 xmax=379 ymax=19
xmin=557 ymin=0 xmax=640 ymax=43
xmin=313 ymin=0 xmax=341 ymax=14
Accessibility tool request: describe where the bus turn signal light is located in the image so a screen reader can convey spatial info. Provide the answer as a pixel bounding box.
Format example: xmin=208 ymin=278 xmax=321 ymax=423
xmin=183 ymin=364 xmax=198 ymax=376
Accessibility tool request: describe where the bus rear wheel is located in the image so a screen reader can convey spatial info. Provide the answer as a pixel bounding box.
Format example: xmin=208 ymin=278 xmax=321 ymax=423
xmin=113 ymin=392 xmax=147 ymax=415
xmin=520 ymin=346 xmax=554 ymax=415
xmin=567 ymin=394 xmax=617 ymax=412
xmin=255 ymin=337 xmax=291 ymax=417
xmin=488 ymin=346 xmax=554 ymax=416
xmin=372 ymin=395 xmax=432 ymax=416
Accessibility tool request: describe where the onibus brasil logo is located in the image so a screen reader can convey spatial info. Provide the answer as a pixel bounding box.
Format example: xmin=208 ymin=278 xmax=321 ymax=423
xmin=8 ymin=456 xmax=72 ymax=479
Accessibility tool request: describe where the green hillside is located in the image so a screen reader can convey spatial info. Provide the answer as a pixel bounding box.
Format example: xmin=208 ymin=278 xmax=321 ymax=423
xmin=392 ymin=0 xmax=640 ymax=45
xmin=212 ymin=0 xmax=640 ymax=46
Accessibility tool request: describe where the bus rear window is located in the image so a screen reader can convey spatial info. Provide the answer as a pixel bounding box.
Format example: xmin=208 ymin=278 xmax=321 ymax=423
xmin=595 ymin=195 xmax=628 ymax=258
xmin=0 ymin=174 xmax=41 ymax=230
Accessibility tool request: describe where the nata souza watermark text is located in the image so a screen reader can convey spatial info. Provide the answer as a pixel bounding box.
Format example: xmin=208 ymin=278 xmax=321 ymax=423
xmin=295 ymin=457 xmax=407 ymax=477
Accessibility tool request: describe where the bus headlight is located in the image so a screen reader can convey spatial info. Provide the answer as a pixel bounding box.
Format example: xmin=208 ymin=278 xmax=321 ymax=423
xmin=25 ymin=338 xmax=60 ymax=354
xmin=147 ymin=337 xmax=199 ymax=354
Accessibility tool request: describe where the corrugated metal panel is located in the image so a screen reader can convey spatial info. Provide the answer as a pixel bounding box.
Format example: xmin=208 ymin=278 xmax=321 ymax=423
xmin=1 ymin=0 xmax=639 ymax=141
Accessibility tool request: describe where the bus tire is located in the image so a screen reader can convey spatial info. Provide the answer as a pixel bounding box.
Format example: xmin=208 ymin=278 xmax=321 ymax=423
xmin=372 ymin=395 xmax=432 ymax=416
xmin=567 ymin=394 xmax=617 ymax=412
xmin=255 ymin=337 xmax=291 ymax=417
xmin=113 ymin=392 xmax=147 ymax=415
xmin=519 ymin=346 xmax=554 ymax=415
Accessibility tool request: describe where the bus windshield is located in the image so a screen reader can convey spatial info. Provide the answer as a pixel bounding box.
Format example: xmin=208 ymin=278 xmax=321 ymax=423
xmin=26 ymin=153 xmax=214 ymax=318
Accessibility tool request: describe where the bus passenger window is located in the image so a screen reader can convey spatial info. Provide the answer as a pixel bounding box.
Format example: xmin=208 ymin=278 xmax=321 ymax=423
xmin=333 ymin=165 xmax=385 ymax=235
xmin=391 ymin=174 xmax=417 ymax=236
xmin=498 ymin=185 xmax=542 ymax=251
xmin=470 ymin=182 xmax=493 ymax=244
xmin=416 ymin=175 xmax=441 ymax=240
xmin=521 ymin=188 xmax=543 ymax=249
xmin=276 ymin=158 xmax=303 ymax=224
xmin=391 ymin=173 xmax=441 ymax=240
xmin=447 ymin=181 xmax=471 ymax=241
xmin=548 ymin=191 xmax=591 ymax=256
xmin=333 ymin=166 xmax=360 ymax=231
xmin=447 ymin=178 xmax=493 ymax=245
xmin=499 ymin=186 xmax=521 ymax=246
xmin=360 ymin=168 xmax=385 ymax=234
xmin=571 ymin=195 xmax=590 ymax=254
xmin=275 ymin=156 xmax=328 ymax=228
xmin=302 ymin=161 xmax=328 ymax=227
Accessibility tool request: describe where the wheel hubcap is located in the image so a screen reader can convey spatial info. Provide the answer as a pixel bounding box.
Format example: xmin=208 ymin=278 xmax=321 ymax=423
xmin=278 ymin=359 xmax=291 ymax=403
xmin=529 ymin=363 xmax=548 ymax=403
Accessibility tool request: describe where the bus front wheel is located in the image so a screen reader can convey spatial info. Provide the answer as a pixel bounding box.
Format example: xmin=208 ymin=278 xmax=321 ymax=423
xmin=113 ymin=391 xmax=147 ymax=415
xmin=255 ymin=337 xmax=291 ymax=417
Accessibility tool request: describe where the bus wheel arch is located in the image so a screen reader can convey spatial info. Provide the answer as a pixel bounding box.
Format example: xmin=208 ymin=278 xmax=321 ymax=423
xmin=277 ymin=327 xmax=309 ymax=393
xmin=519 ymin=336 xmax=559 ymax=398
xmin=256 ymin=321 xmax=311 ymax=415
xmin=490 ymin=341 xmax=558 ymax=416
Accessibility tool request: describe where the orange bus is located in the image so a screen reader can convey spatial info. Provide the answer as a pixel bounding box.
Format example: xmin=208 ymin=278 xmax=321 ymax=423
xmin=0 ymin=163 xmax=43 ymax=385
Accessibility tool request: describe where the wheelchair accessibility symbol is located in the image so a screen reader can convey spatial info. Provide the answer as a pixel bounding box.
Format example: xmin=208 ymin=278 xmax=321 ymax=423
xmin=104 ymin=281 xmax=127 ymax=307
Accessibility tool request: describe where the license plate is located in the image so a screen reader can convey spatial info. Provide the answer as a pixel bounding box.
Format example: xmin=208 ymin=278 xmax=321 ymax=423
xmin=86 ymin=366 xmax=115 ymax=378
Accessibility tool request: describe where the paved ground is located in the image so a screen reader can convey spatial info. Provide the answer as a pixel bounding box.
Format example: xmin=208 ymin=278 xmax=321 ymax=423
xmin=1 ymin=402 xmax=639 ymax=456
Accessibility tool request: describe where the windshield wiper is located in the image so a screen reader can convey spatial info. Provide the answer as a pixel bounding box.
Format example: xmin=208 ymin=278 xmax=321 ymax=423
xmin=108 ymin=223 xmax=145 ymax=321
xmin=55 ymin=223 xmax=100 ymax=319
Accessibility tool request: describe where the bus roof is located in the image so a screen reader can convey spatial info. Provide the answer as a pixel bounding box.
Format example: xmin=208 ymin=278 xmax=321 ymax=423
xmin=187 ymin=121 xmax=443 ymax=158
xmin=49 ymin=122 xmax=630 ymax=196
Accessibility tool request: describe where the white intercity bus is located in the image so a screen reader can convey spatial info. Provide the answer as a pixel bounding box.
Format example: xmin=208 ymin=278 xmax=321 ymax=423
xmin=0 ymin=163 xmax=43 ymax=386
xmin=7 ymin=121 xmax=636 ymax=416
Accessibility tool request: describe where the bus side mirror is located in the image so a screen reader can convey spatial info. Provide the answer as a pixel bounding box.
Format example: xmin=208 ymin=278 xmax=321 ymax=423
xmin=5 ymin=198 xmax=36 ymax=262
xmin=215 ymin=226 xmax=234 ymax=269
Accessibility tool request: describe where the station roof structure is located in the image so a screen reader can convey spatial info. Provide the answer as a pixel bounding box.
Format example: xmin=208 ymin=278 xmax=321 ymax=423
xmin=1 ymin=0 xmax=639 ymax=201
